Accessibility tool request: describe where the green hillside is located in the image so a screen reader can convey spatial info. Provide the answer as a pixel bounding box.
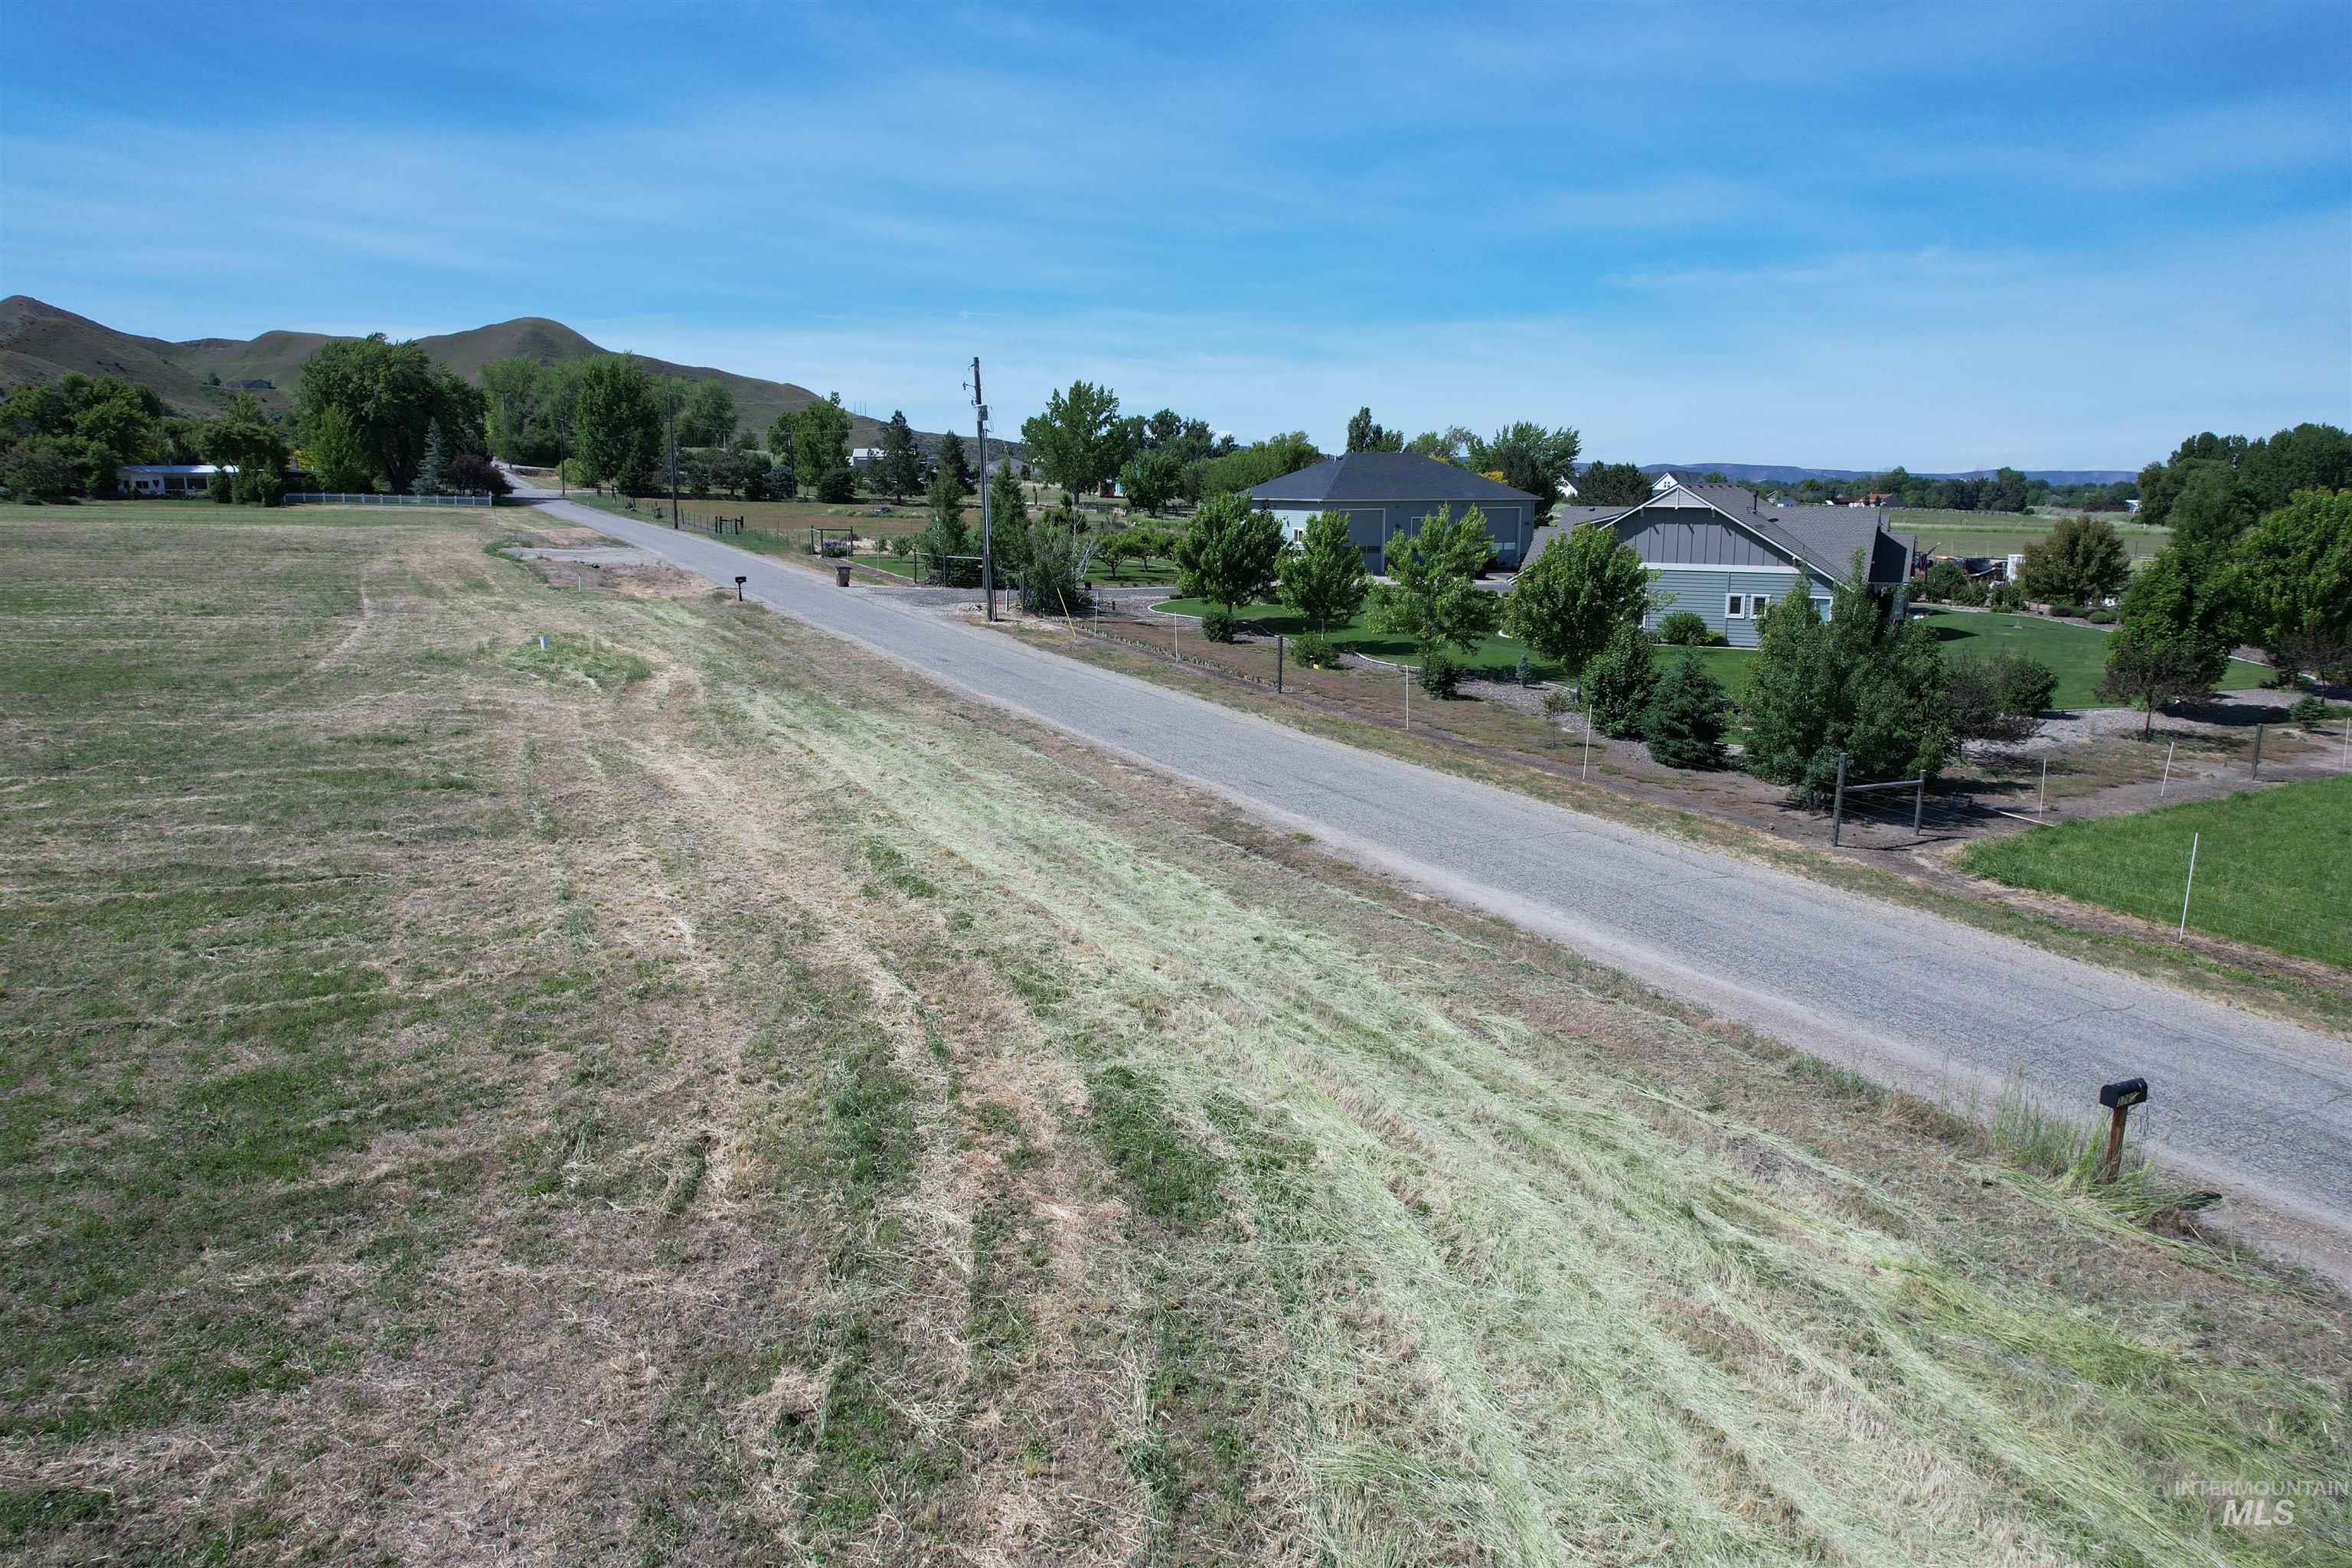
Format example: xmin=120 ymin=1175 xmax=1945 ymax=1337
xmin=0 ymin=296 xmax=893 ymax=445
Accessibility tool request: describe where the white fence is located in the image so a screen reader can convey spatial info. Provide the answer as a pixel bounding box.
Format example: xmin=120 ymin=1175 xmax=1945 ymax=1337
xmin=284 ymin=492 xmax=494 ymax=507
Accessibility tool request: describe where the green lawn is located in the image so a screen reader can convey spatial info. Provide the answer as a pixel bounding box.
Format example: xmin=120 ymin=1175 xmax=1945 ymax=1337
xmin=1148 ymin=603 xmax=2268 ymax=709
xmin=1679 ymin=610 xmax=2266 ymax=710
xmin=1958 ymin=776 xmax=2352 ymax=968
xmin=1150 ymin=596 xmax=1544 ymax=677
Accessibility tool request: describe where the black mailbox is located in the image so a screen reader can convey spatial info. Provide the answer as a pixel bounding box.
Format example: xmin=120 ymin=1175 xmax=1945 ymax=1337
xmin=2099 ymin=1077 xmax=2148 ymax=1110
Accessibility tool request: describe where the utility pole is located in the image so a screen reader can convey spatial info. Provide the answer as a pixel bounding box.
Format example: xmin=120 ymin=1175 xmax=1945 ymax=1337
xmin=969 ymin=357 xmax=994 ymax=622
xmin=557 ymin=417 xmax=567 ymax=498
xmin=667 ymin=384 xmax=680 ymax=525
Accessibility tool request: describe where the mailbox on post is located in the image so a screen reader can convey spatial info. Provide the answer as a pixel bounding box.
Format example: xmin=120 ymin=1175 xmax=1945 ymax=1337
xmin=2096 ymin=1077 xmax=2148 ymax=1183
xmin=733 ymin=575 xmax=746 ymax=602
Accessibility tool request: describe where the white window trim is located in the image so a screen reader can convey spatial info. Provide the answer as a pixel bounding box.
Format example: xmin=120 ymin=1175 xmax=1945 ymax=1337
xmin=1726 ymin=593 xmax=1746 ymax=619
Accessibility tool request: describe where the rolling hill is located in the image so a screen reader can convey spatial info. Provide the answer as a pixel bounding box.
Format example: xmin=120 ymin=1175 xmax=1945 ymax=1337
xmin=0 ymin=297 xmax=900 ymax=446
xmin=1638 ymin=460 xmax=2137 ymax=485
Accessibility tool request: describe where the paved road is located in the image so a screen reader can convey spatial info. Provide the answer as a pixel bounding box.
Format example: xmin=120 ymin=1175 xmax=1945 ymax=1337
xmin=520 ymin=487 xmax=2352 ymax=1240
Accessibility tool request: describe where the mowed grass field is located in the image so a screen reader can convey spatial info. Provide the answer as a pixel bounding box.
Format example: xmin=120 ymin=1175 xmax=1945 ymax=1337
xmin=1890 ymin=511 xmax=2175 ymax=561
xmin=1960 ymin=776 xmax=2352 ymax=969
xmin=3 ymin=508 xmax=2348 ymax=1564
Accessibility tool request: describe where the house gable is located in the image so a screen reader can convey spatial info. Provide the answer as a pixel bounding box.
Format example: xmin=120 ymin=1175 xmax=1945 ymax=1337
xmin=1612 ymin=487 xmax=1835 ymax=590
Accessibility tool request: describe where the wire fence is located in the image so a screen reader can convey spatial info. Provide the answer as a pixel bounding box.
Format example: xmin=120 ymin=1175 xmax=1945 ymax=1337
xmin=285 ymin=492 xmax=494 ymax=507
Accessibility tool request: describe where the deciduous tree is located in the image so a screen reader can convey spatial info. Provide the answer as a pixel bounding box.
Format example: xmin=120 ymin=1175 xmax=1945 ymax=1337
xmin=2230 ymin=488 xmax=2352 ymax=681
xmin=2100 ymin=626 xmax=2216 ymax=740
xmin=2018 ymin=515 xmax=2129 ymax=606
xmin=1174 ymin=491 xmax=1286 ymax=637
xmin=684 ymin=380 xmax=737 ymax=449
xmin=1570 ymin=460 xmax=1651 ymax=507
xmin=571 ymin=355 xmax=663 ymax=493
xmin=1370 ymin=505 xmax=1503 ymax=661
xmin=1277 ymin=510 xmax=1369 ymax=634
xmin=1120 ymin=449 xmax=1182 ymax=515
xmin=1501 ymin=524 xmax=1652 ymax=677
xmin=1021 ymin=380 xmax=1123 ymax=509
xmin=1345 ymin=407 xmax=1403 ymax=452
xmin=1583 ymin=622 xmax=1658 ymax=737
xmin=793 ymin=395 xmax=852 ymax=501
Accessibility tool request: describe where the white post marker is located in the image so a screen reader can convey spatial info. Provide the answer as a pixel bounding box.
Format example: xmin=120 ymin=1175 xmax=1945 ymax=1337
xmin=2178 ymin=831 xmax=2200 ymax=939
xmin=1404 ymin=672 xmax=1411 ymax=733
xmin=1581 ymin=711 xmax=1592 ymax=781
xmin=2038 ymin=756 xmax=2048 ymax=817
xmin=2160 ymin=740 xmax=2175 ymax=799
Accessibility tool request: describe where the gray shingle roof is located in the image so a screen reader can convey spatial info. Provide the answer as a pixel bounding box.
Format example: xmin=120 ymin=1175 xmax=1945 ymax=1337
xmin=1247 ymin=451 xmax=1540 ymax=505
xmin=1516 ymin=482 xmax=1909 ymax=583
xmin=1678 ymin=485 xmax=1896 ymax=579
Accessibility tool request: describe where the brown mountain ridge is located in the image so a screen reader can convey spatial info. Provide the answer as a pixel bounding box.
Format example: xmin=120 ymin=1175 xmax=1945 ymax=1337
xmin=0 ymin=296 xmax=899 ymax=445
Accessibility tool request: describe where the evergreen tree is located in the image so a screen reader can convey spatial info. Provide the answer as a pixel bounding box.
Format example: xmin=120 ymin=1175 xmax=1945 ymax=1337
xmin=918 ymin=468 xmax=976 ymax=585
xmin=1642 ymin=650 xmax=1730 ymax=769
xmin=1278 ymin=509 xmax=1370 ymax=633
xmin=987 ymin=459 xmax=1030 ymax=538
xmin=413 ymin=419 xmax=448 ymax=495
xmin=1743 ymin=560 xmax=1951 ymax=805
xmin=877 ymin=410 xmax=923 ymax=501
xmin=937 ymin=430 xmax=972 ymax=493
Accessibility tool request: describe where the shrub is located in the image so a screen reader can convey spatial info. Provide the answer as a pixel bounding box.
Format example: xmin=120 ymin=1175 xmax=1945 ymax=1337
xmin=2087 ymin=609 xmax=2118 ymax=625
xmin=1658 ymin=610 xmax=1712 ymax=645
xmin=230 ymin=466 xmax=286 ymax=507
xmin=1584 ymin=621 xmax=1659 ymax=737
xmin=1200 ymin=607 xmax=1238 ymax=643
xmin=1292 ymin=631 xmax=1339 ymax=668
xmin=445 ymin=452 xmax=511 ymax=498
xmin=2048 ymin=602 xmax=2086 ymax=619
xmin=1944 ymin=649 xmax=2055 ymax=742
xmin=1643 ymin=650 xmax=1731 ymax=769
xmin=1018 ymin=518 xmax=1091 ymax=619
xmin=1417 ymin=652 xmax=1465 ymax=698
xmin=1955 ymin=579 xmax=1988 ymax=607
xmin=1921 ymin=560 xmax=1971 ymax=603
xmin=1513 ymin=651 xmax=1534 ymax=687
xmin=815 ymin=464 xmax=856 ymax=503
xmin=1541 ymin=690 xmax=1575 ymax=720
xmin=889 ymin=534 xmax=913 ymax=557
xmin=1994 ymin=650 xmax=2059 ymax=717
xmin=207 ymin=471 xmax=234 ymax=504
xmin=2288 ymin=694 xmax=2333 ymax=726
xmin=1986 ymin=580 xmax=2025 ymax=612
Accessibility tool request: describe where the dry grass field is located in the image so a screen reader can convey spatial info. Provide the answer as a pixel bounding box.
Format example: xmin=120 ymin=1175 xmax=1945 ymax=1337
xmin=2 ymin=507 xmax=2347 ymax=1565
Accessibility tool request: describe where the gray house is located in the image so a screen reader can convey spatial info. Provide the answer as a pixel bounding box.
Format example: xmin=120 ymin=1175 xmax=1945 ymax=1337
xmin=1523 ymin=478 xmax=1916 ymax=648
xmin=1247 ymin=452 xmax=1541 ymax=574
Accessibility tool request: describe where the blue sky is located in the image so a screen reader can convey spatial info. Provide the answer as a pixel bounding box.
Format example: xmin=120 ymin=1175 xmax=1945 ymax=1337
xmin=5 ymin=2 xmax=2347 ymax=469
